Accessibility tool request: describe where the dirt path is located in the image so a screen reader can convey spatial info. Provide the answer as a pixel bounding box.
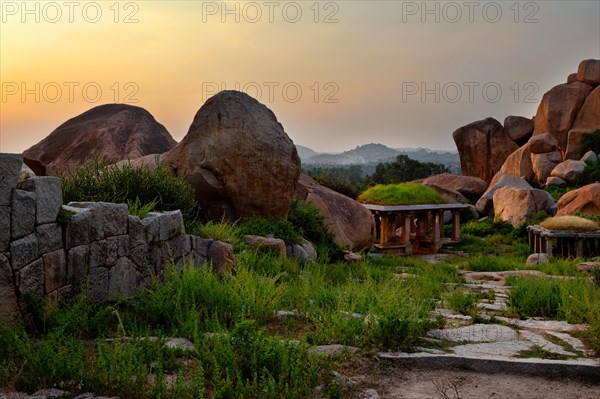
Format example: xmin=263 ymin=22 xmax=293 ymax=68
xmin=339 ymin=362 xmax=600 ymax=399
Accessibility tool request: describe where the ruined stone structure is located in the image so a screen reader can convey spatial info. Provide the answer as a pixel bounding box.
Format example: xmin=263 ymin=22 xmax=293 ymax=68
xmin=1 ymin=154 xmax=226 ymax=322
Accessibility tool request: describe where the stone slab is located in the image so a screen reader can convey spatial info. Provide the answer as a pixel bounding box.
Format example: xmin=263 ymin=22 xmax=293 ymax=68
xmin=18 ymin=177 xmax=62 ymax=224
xmin=0 ymin=153 xmax=22 ymax=206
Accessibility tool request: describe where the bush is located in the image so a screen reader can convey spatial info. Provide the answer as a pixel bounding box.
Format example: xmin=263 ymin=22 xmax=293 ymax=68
xmin=581 ymin=130 xmax=600 ymax=155
xmin=579 ymin=159 xmax=600 ymax=185
xmin=236 ymin=217 xmax=303 ymax=245
xmin=357 ymin=183 xmax=445 ymax=205
xmin=371 ymin=155 xmax=448 ymax=184
xmin=59 ymin=156 xmax=199 ymax=224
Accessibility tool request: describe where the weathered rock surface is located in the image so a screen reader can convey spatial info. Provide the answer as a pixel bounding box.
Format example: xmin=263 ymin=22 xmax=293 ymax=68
xmin=11 ymin=189 xmax=36 ymax=239
xmin=526 ymin=253 xmax=549 ymax=266
xmin=207 ymin=240 xmax=235 ymax=274
xmin=557 ymin=183 xmax=600 ymax=216
xmin=417 ymin=173 xmax=487 ymax=202
xmin=0 ymin=153 xmax=22 ymax=206
xmin=452 ymin=117 xmax=519 ymax=184
xmin=571 ymin=85 xmax=600 ymax=133
xmin=545 ymin=176 xmax=567 ymax=187
xmin=550 ymin=160 xmax=586 ymax=184
xmin=421 ymin=183 xmax=470 ymax=204
xmin=475 ymin=172 xmax=532 ymax=216
xmin=18 ymin=177 xmax=62 ymax=224
xmin=295 ymin=174 xmax=373 ymax=251
xmin=0 ymin=253 xmax=19 ymax=322
xmin=163 ymin=91 xmax=301 ymax=221
xmin=533 ymin=82 xmax=593 ymax=150
xmin=581 ymin=150 xmax=597 ymax=163
xmin=500 ymin=144 xmax=534 ymax=182
xmin=245 ymin=235 xmax=286 ymax=258
xmin=529 ymin=133 xmax=558 ymax=154
xmin=493 ymin=186 xmax=556 ymax=227
xmin=532 ymin=151 xmax=562 ymax=186
xmin=576 ymin=59 xmax=600 ymax=85
xmin=23 ymin=104 xmax=176 ymax=175
xmin=504 ymin=116 xmax=533 ymax=145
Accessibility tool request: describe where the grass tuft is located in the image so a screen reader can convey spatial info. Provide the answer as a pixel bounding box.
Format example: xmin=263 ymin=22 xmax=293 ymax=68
xmin=539 ymin=216 xmax=600 ymax=231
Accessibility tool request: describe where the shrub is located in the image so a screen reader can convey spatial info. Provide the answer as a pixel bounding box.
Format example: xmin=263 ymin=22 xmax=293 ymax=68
xmin=539 ymin=216 xmax=600 ymax=231
xmin=58 ymin=156 xmax=199 ymax=224
xmin=357 ymin=183 xmax=445 ymax=205
xmin=581 ymin=130 xmax=600 ymax=155
xmin=446 ymin=289 xmax=480 ymax=316
xmin=579 ymin=159 xmax=600 ymax=185
xmin=236 ymin=217 xmax=303 ymax=245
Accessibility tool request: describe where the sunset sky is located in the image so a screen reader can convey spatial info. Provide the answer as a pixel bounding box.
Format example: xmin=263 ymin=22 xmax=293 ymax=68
xmin=1 ymin=1 xmax=599 ymax=154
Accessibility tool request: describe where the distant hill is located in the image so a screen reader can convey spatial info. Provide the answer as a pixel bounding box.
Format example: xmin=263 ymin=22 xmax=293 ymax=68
xmin=296 ymin=145 xmax=319 ymax=160
xmin=297 ymin=143 xmax=461 ymax=173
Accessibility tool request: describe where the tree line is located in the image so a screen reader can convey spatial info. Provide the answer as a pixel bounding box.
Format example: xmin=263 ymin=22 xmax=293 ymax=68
xmin=304 ymin=155 xmax=449 ymax=199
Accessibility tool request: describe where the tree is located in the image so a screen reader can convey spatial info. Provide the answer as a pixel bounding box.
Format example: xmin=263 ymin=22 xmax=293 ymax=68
xmin=371 ymin=155 xmax=448 ymax=184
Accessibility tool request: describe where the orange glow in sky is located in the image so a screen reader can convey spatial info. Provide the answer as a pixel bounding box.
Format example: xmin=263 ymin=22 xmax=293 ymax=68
xmin=1 ymin=1 xmax=599 ymax=153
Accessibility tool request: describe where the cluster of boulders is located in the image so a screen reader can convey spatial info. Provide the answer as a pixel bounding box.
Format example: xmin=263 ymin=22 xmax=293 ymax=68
xmin=0 ymin=154 xmax=234 ymax=323
xmin=448 ymin=59 xmax=600 ymax=226
xmin=21 ymin=91 xmax=374 ymax=252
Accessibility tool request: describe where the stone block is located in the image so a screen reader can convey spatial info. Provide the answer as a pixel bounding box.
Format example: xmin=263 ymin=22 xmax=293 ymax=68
xmin=129 ymin=244 xmax=150 ymax=268
xmin=109 ymin=235 xmax=129 ymax=258
xmin=43 ymin=249 xmax=67 ymax=293
xmin=108 ymin=257 xmax=137 ymax=300
xmin=18 ymin=177 xmax=62 ymax=224
xmin=17 ymin=258 xmax=44 ymax=297
xmin=87 ymin=267 xmax=109 ymax=302
xmin=162 ymin=235 xmax=192 ymax=261
xmin=10 ymin=233 xmax=38 ymax=270
xmin=68 ymin=202 xmax=127 ymax=240
xmin=0 ymin=154 xmax=22 ymax=206
xmin=0 ymin=206 xmax=10 ymax=252
xmin=207 ymin=240 xmax=235 ymax=275
xmin=36 ymin=223 xmax=63 ymax=254
xmin=67 ymin=245 xmax=89 ymax=284
xmin=0 ymin=253 xmax=20 ymax=322
xmin=11 ymin=189 xmax=36 ymax=239
xmin=191 ymin=236 xmax=213 ymax=259
xmin=128 ymin=214 xmax=160 ymax=248
xmin=89 ymin=239 xmax=108 ymax=269
xmin=63 ymin=205 xmax=92 ymax=249
xmin=155 ymin=210 xmax=184 ymax=241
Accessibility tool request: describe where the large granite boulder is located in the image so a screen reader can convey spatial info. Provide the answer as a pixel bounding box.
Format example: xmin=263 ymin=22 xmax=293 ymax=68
xmin=417 ymin=173 xmax=487 ymax=203
xmin=557 ymin=183 xmax=600 ymax=216
xmin=577 ymin=59 xmax=600 ymax=85
xmin=550 ymin=160 xmax=586 ymax=184
xmin=163 ymin=91 xmax=301 ymax=221
xmin=453 ymin=117 xmax=518 ymax=184
xmin=532 ymin=151 xmax=562 ymax=186
xmin=475 ymin=172 xmax=532 ymax=216
xmin=494 ymin=186 xmax=556 ymax=227
xmin=23 ymin=104 xmax=176 ymax=175
xmin=500 ymin=144 xmax=534 ymax=183
xmin=565 ymin=86 xmax=600 ymax=160
xmin=504 ymin=116 xmax=534 ymax=145
xmin=295 ymin=174 xmax=373 ymax=251
xmin=533 ymin=82 xmax=593 ymax=150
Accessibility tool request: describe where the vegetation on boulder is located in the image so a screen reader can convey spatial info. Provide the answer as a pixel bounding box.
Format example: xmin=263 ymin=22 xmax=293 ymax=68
xmin=358 ymin=183 xmax=446 ymax=205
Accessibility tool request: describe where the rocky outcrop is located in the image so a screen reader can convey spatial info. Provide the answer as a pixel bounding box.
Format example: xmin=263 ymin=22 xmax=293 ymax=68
xmin=417 ymin=173 xmax=487 ymax=203
xmin=533 ymin=82 xmax=593 ymax=150
xmin=565 ymin=86 xmax=600 ymax=160
xmin=493 ymin=186 xmax=556 ymax=227
xmin=295 ymin=174 xmax=373 ymax=251
xmin=550 ymin=160 xmax=586 ymax=184
xmin=577 ymin=59 xmax=600 ymax=85
xmin=453 ymin=117 xmax=519 ymax=184
xmin=23 ymin=104 xmax=176 ymax=175
xmin=504 ymin=116 xmax=533 ymax=145
xmin=475 ymin=172 xmax=532 ymax=216
xmin=556 ymin=183 xmax=600 ymax=216
xmin=500 ymin=144 xmax=534 ymax=182
xmin=163 ymin=91 xmax=301 ymax=221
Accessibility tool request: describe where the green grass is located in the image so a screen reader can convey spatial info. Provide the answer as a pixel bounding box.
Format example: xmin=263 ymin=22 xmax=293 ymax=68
xmin=58 ymin=156 xmax=199 ymax=225
xmin=357 ymin=183 xmax=445 ymax=205
xmin=516 ymin=345 xmax=574 ymax=360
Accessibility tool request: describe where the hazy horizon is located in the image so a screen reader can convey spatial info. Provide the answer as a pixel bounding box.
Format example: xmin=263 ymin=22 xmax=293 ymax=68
xmin=1 ymin=1 xmax=599 ymax=154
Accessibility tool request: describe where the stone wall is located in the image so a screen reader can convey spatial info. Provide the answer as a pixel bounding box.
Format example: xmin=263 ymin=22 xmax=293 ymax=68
xmin=1 ymin=154 xmax=228 ymax=322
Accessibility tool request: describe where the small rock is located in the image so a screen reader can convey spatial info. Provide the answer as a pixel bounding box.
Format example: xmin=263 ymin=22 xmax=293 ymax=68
xmin=310 ymin=344 xmax=359 ymax=356
xmin=577 ymin=262 xmax=600 ymax=273
xmin=163 ymin=338 xmax=196 ymax=352
xmin=545 ymin=176 xmax=567 ymax=187
xmin=31 ymin=389 xmax=69 ymax=399
xmin=527 ymin=253 xmax=549 ymax=266
xmin=343 ymin=251 xmax=361 ymax=262
xmin=276 ymin=310 xmax=296 ymax=319
xmin=245 ymin=235 xmax=286 ymax=258
xmin=581 ymin=150 xmax=597 ymax=163
xmin=358 ymin=389 xmax=381 ymax=399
